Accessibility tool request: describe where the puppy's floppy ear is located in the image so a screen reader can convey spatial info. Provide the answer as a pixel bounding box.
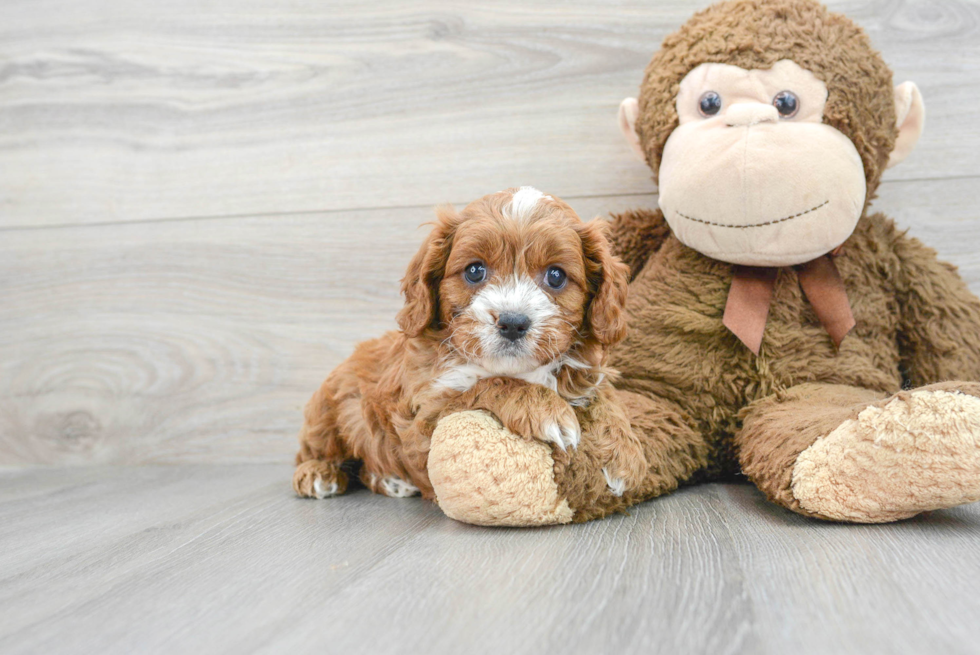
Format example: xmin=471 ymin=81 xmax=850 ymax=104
xmin=397 ymin=205 xmax=460 ymax=337
xmin=579 ymin=219 xmax=630 ymax=345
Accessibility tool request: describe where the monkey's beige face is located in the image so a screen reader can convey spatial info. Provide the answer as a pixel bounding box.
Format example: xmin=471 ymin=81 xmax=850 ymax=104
xmin=658 ymin=60 xmax=867 ymax=267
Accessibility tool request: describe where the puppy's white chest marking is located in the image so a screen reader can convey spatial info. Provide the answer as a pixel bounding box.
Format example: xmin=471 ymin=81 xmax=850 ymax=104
xmin=514 ymin=365 xmax=559 ymax=391
xmin=434 ymin=363 xmax=493 ymax=393
xmin=433 ymin=362 xmax=558 ymax=393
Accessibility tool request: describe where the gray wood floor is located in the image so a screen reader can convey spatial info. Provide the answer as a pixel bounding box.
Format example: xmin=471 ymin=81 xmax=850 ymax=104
xmin=2 ymin=465 xmax=980 ymax=655
xmin=3 ymin=0 xmax=980 ymax=653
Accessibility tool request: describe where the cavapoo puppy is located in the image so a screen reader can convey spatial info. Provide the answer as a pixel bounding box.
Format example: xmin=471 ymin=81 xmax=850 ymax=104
xmin=293 ymin=187 xmax=646 ymax=501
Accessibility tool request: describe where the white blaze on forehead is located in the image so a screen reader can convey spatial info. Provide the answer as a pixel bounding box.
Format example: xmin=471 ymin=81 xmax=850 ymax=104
xmin=507 ymin=186 xmax=552 ymax=222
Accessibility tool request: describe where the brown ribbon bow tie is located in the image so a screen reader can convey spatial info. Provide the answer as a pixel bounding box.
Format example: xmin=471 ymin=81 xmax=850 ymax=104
xmin=722 ymin=253 xmax=855 ymax=355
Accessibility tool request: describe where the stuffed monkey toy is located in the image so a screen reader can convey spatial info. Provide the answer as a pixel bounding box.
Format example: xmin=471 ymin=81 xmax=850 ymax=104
xmin=426 ymin=0 xmax=980 ymax=525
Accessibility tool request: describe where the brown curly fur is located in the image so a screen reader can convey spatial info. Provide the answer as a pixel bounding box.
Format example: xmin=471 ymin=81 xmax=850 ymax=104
xmin=542 ymin=0 xmax=980 ymax=522
xmin=545 ymin=199 xmax=980 ymax=521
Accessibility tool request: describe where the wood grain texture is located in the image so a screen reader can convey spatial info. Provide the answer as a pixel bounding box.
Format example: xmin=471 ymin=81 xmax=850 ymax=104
xmin=2 ymin=183 xmax=978 ymax=466
xmin=1 ymin=465 xmax=979 ymax=655
xmin=3 ymin=3 xmax=979 ymax=651
xmin=0 ymin=193 xmax=643 ymax=465
xmin=1 ymin=0 xmax=979 ymax=226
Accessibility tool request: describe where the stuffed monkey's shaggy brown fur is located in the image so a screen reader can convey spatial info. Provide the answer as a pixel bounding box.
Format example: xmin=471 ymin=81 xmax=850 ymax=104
xmin=500 ymin=0 xmax=980 ymax=523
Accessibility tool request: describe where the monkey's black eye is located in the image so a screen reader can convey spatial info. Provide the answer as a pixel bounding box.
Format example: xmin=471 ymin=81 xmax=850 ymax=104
xmin=545 ymin=266 xmax=567 ymax=290
xmin=698 ymin=91 xmax=722 ymax=117
xmin=464 ymin=262 xmax=487 ymax=284
xmin=773 ymin=91 xmax=799 ymax=118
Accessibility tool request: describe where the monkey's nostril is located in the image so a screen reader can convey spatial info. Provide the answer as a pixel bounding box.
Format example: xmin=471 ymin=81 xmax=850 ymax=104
xmin=497 ymin=312 xmax=532 ymax=342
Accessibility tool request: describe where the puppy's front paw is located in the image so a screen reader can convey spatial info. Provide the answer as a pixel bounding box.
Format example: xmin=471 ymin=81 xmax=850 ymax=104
xmin=294 ymin=460 xmax=348 ymax=499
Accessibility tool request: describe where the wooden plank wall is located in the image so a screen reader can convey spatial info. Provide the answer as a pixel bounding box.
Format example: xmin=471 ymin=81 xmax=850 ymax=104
xmin=2 ymin=0 xmax=979 ymax=465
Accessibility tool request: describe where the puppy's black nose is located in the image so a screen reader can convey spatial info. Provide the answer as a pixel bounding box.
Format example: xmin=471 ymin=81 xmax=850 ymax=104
xmin=497 ymin=313 xmax=532 ymax=342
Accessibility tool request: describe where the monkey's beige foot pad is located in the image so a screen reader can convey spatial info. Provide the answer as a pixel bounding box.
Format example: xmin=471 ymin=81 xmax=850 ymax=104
xmin=428 ymin=410 xmax=573 ymax=526
xmin=792 ymin=390 xmax=980 ymax=522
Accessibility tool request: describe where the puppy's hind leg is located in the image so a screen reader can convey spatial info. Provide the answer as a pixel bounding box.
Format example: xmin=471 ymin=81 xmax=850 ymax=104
xmin=294 ymin=460 xmax=348 ymax=499
xmin=294 ymin=381 xmax=352 ymax=499
xmin=359 ymin=465 xmax=421 ymax=498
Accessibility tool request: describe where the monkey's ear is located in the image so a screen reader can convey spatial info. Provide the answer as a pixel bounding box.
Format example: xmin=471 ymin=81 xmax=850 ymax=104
xmin=618 ymin=98 xmax=646 ymax=162
xmin=887 ymin=82 xmax=925 ymax=169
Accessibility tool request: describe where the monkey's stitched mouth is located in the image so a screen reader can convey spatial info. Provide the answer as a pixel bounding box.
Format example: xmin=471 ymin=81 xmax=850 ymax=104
xmin=673 ymin=200 xmax=829 ymax=229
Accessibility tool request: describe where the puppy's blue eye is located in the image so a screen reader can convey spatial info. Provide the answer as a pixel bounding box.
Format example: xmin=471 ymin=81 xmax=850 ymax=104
xmin=545 ymin=266 xmax=567 ymax=290
xmin=464 ymin=262 xmax=486 ymax=284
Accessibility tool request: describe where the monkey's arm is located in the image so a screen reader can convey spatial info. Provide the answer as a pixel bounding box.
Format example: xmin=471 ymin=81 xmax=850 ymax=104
xmin=894 ymin=229 xmax=980 ymax=385
xmin=605 ymin=208 xmax=672 ymax=281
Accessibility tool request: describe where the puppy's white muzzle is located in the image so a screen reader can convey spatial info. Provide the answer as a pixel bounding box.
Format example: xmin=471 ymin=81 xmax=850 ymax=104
xmin=468 ymin=275 xmax=558 ymax=372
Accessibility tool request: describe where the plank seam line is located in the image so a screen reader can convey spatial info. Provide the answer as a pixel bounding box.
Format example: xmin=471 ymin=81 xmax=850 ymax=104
xmin=0 ymin=174 xmax=976 ymax=232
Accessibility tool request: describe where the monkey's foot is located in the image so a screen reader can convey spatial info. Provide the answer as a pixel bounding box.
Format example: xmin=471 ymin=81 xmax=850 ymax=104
xmin=428 ymin=410 xmax=574 ymax=526
xmin=792 ymin=388 xmax=980 ymax=522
